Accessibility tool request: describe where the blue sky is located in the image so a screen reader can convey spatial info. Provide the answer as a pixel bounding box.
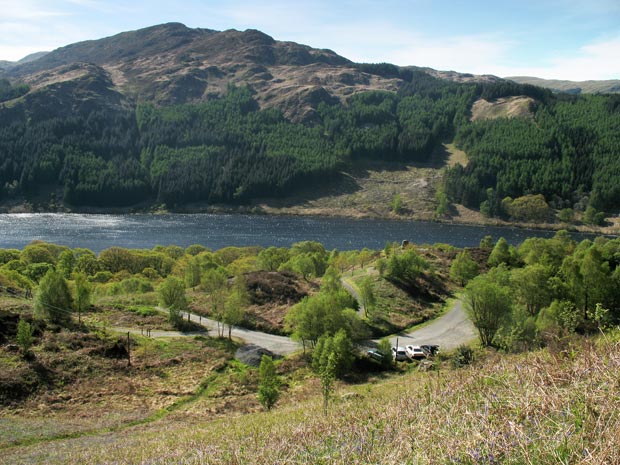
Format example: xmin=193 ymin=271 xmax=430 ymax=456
xmin=1 ymin=0 xmax=619 ymax=80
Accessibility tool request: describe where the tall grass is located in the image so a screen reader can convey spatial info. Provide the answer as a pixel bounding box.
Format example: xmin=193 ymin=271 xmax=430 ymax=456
xmin=3 ymin=334 xmax=620 ymax=464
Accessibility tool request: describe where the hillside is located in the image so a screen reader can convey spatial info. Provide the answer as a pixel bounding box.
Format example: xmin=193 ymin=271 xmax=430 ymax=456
xmin=3 ymin=333 xmax=618 ymax=464
xmin=0 ymin=23 xmax=620 ymax=226
xmin=470 ymin=96 xmax=535 ymax=121
xmin=507 ymin=75 xmax=620 ymax=94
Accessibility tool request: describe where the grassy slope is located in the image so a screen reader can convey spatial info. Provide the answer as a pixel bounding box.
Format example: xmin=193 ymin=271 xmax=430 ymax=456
xmin=3 ymin=334 xmax=619 ymax=464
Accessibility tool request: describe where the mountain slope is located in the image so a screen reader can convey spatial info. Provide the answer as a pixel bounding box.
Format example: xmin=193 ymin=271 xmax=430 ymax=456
xmin=1 ymin=23 xmax=620 ymax=222
xmin=0 ymin=52 xmax=49 ymax=71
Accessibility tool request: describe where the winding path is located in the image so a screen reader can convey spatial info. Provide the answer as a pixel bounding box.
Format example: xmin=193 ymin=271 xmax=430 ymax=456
xmin=340 ymin=277 xmax=365 ymax=317
xmin=143 ymin=294 xmax=476 ymax=355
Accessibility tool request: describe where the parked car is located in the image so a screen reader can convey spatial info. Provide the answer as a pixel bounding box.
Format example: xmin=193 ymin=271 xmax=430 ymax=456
xmin=367 ymin=349 xmax=384 ymax=361
xmin=420 ymin=344 xmax=440 ymax=356
xmin=405 ymin=345 xmax=426 ymax=360
xmin=391 ymin=346 xmax=408 ymax=362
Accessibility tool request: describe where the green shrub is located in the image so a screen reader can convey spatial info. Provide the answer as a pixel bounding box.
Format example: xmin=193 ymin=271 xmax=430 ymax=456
xmin=16 ymin=318 xmax=34 ymax=353
xmin=24 ymin=263 xmax=54 ymax=283
xmin=141 ymin=267 xmax=160 ymax=279
xmin=452 ymin=345 xmax=474 ymax=368
xmin=120 ymin=277 xmax=154 ymax=294
xmin=0 ymin=269 xmax=34 ymax=292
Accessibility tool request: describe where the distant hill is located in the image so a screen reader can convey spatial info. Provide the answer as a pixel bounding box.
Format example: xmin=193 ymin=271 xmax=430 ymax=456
xmin=0 ymin=51 xmax=49 ymax=71
xmin=17 ymin=51 xmax=49 ymax=64
xmin=507 ymin=76 xmax=620 ymax=94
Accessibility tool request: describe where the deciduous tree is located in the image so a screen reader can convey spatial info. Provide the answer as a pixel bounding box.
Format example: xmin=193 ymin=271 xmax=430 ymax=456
xmin=223 ymin=275 xmax=248 ymax=339
xmin=202 ymin=268 xmax=228 ymax=337
xmin=465 ymin=274 xmax=512 ymax=346
xmin=488 ymin=237 xmax=511 ymax=267
xmin=358 ymin=276 xmax=376 ymax=318
xmin=73 ymin=272 xmax=92 ymax=323
xmin=450 ymin=250 xmax=479 ymax=286
xmin=158 ymin=277 xmax=188 ymax=328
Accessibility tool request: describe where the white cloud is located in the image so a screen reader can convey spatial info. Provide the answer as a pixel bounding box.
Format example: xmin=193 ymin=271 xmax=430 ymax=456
xmin=363 ymin=34 xmax=514 ymax=75
xmin=496 ymin=36 xmax=620 ymax=81
xmin=283 ymin=22 xmax=515 ymax=76
xmin=0 ymin=0 xmax=113 ymax=60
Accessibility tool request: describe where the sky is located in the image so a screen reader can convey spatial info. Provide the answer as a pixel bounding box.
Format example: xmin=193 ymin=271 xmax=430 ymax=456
xmin=0 ymin=0 xmax=619 ymax=81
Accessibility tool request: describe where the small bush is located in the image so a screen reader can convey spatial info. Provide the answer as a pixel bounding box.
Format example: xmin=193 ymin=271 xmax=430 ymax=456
xmin=141 ymin=267 xmax=160 ymax=279
xmin=452 ymin=345 xmax=474 ymax=368
xmin=16 ymin=318 xmax=34 ymax=353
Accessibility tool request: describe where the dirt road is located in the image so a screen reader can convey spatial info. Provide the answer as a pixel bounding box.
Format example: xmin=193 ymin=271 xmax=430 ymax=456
xmin=153 ymin=308 xmax=301 ymax=355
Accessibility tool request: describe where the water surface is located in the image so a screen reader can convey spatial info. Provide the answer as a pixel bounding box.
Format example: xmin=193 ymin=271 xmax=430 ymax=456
xmin=0 ymin=213 xmax=597 ymax=252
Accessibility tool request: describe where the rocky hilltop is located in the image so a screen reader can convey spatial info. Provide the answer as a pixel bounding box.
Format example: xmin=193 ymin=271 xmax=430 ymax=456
xmin=5 ymin=23 xmax=408 ymax=122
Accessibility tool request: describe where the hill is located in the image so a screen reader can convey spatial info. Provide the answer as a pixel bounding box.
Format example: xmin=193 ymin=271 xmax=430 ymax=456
xmin=0 ymin=23 xmax=620 ymax=226
xmin=6 ymin=23 xmax=396 ymax=122
xmin=507 ymin=75 xmax=620 ymax=94
xmin=2 ymin=234 xmax=620 ymax=463
xmin=0 ymin=52 xmax=49 ymax=71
